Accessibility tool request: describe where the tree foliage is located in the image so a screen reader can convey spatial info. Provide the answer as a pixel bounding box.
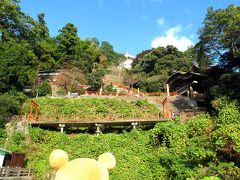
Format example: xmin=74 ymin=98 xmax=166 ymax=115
xmin=0 ymin=41 xmax=37 ymax=93
xmin=198 ymin=5 xmax=240 ymax=71
xmin=0 ymin=0 xmax=35 ymax=42
xmin=149 ymin=102 xmax=240 ymax=179
xmin=0 ymin=90 xmax=26 ymax=116
xmin=100 ymin=41 xmax=124 ymax=66
xmin=128 ymin=45 xmax=192 ymax=92
xmin=54 ymin=68 xmax=86 ymax=93
xmin=36 ymin=80 xmax=52 ymax=97
xmin=55 ymin=23 xmax=80 ymax=67
xmin=197 ymin=5 xmax=240 ymax=101
xmin=74 ymin=39 xmax=101 ymax=73
xmin=0 ymin=0 xmax=124 ymax=96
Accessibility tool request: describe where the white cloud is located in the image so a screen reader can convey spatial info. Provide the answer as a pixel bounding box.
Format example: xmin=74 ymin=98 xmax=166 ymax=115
xmin=151 ymin=26 xmax=194 ymax=51
xmin=157 ymin=18 xmax=165 ymax=26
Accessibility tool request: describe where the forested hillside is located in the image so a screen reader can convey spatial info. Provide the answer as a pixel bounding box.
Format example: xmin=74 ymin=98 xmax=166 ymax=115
xmin=126 ymin=45 xmax=193 ymax=92
xmin=0 ymin=1 xmax=240 ymax=179
xmin=1 ymin=1 xmax=240 ymax=105
xmin=0 ymin=0 xmax=124 ymax=95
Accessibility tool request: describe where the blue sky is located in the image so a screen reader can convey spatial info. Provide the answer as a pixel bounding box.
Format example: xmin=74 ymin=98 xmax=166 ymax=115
xmin=20 ymin=0 xmax=240 ymax=56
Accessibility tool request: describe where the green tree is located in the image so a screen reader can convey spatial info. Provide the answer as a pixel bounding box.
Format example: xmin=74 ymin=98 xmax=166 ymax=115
xmin=198 ymin=5 xmax=240 ymax=71
xmin=87 ymin=70 xmax=105 ymax=91
xmin=74 ymin=39 xmax=101 ymax=73
xmin=186 ymin=46 xmax=211 ymax=73
xmin=0 ymin=0 xmax=35 ymax=42
xmin=90 ymin=37 xmax=100 ymax=46
xmin=54 ymin=68 xmax=86 ymax=93
xmin=100 ymin=41 xmax=115 ymax=64
xmin=0 ymin=90 xmax=26 ymax=116
xmin=0 ymin=41 xmax=37 ymax=93
xmin=133 ymin=46 xmax=192 ymax=75
xmin=0 ymin=94 xmax=21 ymax=116
xmin=32 ymin=13 xmax=57 ymax=70
xmin=209 ymin=73 xmax=240 ymax=100
xmin=131 ymin=45 xmax=192 ymax=92
xmin=33 ymin=13 xmax=49 ymax=41
xmin=56 ymin=23 xmax=80 ymax=67
xmin=34 ymin=38 xmax=58 ymax=70
xmin=100 ymin=41 xmax=124 ymax=66
xmin=197 ymin=5 xmax=240 ymax=101
xmin=123 ymin=69 xmax=138 ymax=90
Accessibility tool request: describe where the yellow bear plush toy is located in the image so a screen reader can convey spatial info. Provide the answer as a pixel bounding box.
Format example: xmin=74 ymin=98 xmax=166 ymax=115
xmin=49 ymin=149 xmax=116 ymax=180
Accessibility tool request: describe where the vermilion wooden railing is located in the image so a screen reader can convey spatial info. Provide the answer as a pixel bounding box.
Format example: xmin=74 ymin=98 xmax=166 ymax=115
xmin=162 ymin=97 xmax=170 ymax=119
xmin=29 ymin=99 xmax=39 ymax=122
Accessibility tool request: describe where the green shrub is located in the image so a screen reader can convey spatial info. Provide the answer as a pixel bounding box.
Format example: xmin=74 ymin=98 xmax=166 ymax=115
xmin=29 ymin=128 xmax=47 ymax=143
xmin=4 ymin=108 xmax=240 ymax=180
xmin=0 ymin=128 xmax=7 ymax=146
xmin=6 ymin=90 xmax=27 ymax=104
xmin=211 ymin=96 xmax=232 ymax=110
xmin=37 ymin=81 xmax=52 ymax=96
xmin=69 ymin=84 xmax=85 ymax=95
xmin=134 ymin=99 xmax=150 ymax=107
xmin=217 ymin=103 xmax=240 ymax=126
xmin=0 ymin=94 xmax=21 ymax=116
xmin=186 ymin=114 xmax=214 ymax=138
xmin=104 ymin=83 xmax=115 ymax=93
xmin=199 ymin=176 xmax=221 ymax=180
xmin=149 ymin=115 xmax=218 ymax=179
xmin=6 ymin=128 xmax=167 ymax=180
xmin=149 ymin=120 xmax=188 ymax=148
xmin=56 ymin=88 xmax=66 ymax=95
xmin=7 ymin=132 xmax=26 ymax=152
xmin=213 ymin=123 xmax=240 ymax=163
xmin=206 ymin=162 xmax=240 ymax=179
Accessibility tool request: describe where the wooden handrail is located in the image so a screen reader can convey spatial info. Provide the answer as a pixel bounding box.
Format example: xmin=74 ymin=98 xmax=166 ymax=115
xmin=29 ymin=99 xmax=39 ymax=122
xmin=162 ymin=97 xmax=170 ymax=119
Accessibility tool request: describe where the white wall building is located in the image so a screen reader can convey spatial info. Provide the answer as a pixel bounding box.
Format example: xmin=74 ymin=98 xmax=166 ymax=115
xmin=119 ymin=53 xmax=135 ymax=69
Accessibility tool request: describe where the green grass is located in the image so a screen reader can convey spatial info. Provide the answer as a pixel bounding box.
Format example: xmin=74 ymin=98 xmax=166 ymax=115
xmin=22 ymin=97 xmax=160 ymax=120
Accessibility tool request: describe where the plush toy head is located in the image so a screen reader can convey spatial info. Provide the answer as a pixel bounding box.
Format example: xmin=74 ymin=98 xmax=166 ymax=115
xmin=49 ymin=149 xmax=116 ymax=180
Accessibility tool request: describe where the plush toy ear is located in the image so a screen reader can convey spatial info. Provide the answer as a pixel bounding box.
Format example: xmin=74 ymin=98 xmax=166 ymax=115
xmin=49 ymin=149 xmax=69 ymax=170
xmin=98 ymin=152 xmax=116 ymax=170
